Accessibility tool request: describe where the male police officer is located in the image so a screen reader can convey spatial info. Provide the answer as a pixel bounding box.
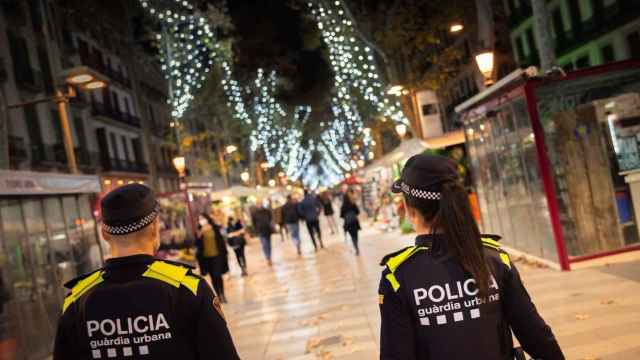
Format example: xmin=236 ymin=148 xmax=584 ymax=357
xmin=54 ymin=184 xmax=240 ymax=359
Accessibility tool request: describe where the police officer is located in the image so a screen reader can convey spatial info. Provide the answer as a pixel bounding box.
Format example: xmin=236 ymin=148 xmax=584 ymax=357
xmin=54 ymin=184 xmax=240 ymax=359
xmin=379 ymin=154 xmax=565 ymax=360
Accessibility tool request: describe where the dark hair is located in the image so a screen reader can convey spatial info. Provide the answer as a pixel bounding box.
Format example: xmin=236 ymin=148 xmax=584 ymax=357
xmin=200 ymin=213 xmax=215 ymax=227
xmin=404 ymin=181 xmax=492 ymax=296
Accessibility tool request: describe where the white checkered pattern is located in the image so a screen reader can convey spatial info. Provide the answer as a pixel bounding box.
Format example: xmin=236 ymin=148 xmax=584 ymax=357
xmin=103 ymin=204 xmax=160 ymax=235
xmin=398 ymin=181 xmax=441 ymax=200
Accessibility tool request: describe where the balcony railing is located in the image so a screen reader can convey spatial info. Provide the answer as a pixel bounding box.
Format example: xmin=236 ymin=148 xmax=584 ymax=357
xmin=15 ymin=68 xmax=44 ymax=93
xmin=75 ymin=148 xmax=101 ymax=168
xmin=102 ymin=157 xmax=148 ymax=174
xmin=31 ymin=144 xmax=67 ymax=165
xmin=92 ymin=102 xmax=141 ymax=127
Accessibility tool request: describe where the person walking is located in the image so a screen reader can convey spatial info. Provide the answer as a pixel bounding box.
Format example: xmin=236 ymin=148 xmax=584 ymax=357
xmin=251 ymin=200 xmax=274 ymax=266
xmin=273 ymin=202 xmax=288 ymax=242
xmin=54 ymin=184 xmax=239 ymax=359
xmin=340 ymin=188 xmax=361 ymax=255
xmin=320 ymin=192 xmax=338 ymax=235
xmin=226 ymin=216 xmax=248 ymax=276
xmin=378 ymin=154 xmax=564 ymax=360
xmin=282 ymin=195 xmax=303 ymax=255
xmin=196 ymin=213 xmax=230 ymax=303
xmin=298 ymin=190 xmax=324 ymax=250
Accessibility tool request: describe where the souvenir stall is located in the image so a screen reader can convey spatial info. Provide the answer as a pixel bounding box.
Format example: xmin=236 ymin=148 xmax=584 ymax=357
xmin=456 ymin=60 xmax=640 ymax=270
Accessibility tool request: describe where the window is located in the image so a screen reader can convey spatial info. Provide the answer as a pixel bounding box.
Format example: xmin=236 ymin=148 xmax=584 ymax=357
xmin=575 ymin=55 xmax=590 ymax=69
xmin=601 ymin=44 xmax=615 ymax=63
xmin=109 ymin=133 xmax=119 ymax=159
xmin=628 ymin=31 xmax=640 ymax=59
xmin=132 ymin=138 xmax=144 ymax=165
xmin=422 ymin=104 xmax=438 ymax=116
xmin=23 ymin=104 xmax=43 ymax=145
xmin=121 ymin=136 xmax=130 ymax=162
xmin=6 ymin=31 xmax=33 ymax=85
xmin=111 ymin=91 xmax=120 ymax=112
xmin=124 ymin=97 xmax=132 ymax=115
xmin=552 ymin=8 xmax=565 ymax=40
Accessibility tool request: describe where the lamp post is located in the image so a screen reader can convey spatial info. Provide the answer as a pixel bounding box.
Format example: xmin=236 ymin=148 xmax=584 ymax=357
xmin=7 ymin=67 xmax=107 ymax=174
xmin=173 ymin=155 xmax=197 ymax=240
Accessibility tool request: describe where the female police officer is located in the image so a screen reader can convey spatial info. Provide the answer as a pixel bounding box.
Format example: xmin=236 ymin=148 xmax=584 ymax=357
xmin=378 ymin=154 xmax=564 ymax=360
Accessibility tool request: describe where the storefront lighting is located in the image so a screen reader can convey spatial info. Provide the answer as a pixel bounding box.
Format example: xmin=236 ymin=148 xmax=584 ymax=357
xmin=241 ymin=171 xmax=250 ymax=182
xmin=128 ymin=181 xmax=135 ymax=184
xmin=475 ymin=51 xmax=495 ymax=85
xmin=450 ymin=23 xmax=464 ymax=33
xmin=103 ymin=179 xmax=112 ymax=185
xmin=172 ymin=156 xmax=186 ymax=176
xmin=467 ymin=128 xmax=475 ymax=136
xmin=225 ymin=145 xmax=238 ymax=154
xmin=117 ymin=179 xmax=124 ymax=185
xmin=395 ymin=124 xmax=408 ymax=138
xmin=605 ymin=101 xmax=616 ymax=109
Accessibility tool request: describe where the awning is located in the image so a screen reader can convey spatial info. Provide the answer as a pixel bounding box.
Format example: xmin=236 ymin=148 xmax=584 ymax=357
xmin=0 ymin=170 xmax=101 ymax=195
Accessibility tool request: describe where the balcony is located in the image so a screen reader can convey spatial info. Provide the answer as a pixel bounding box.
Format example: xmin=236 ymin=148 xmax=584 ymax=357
xmin=555 ymin=1 xmax=640 ymax=56
xmin=31 ymin=144 xmax=67 ymax=165
xmin=102 ymin=157 xmax=148 ymax=174
xmin=92 ymin=102 xmax=141 ymax=127
xmin=75 ymin=148 xmax=101 ymax=169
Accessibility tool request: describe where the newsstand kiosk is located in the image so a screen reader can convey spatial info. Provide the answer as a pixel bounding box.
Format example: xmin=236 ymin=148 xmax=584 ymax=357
xmin=456 ymin=60 xmax=640 ymax=270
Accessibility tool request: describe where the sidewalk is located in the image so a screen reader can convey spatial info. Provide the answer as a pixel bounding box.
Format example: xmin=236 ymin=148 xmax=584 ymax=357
xmin=221 ymin=226 xmax=640 ymax=360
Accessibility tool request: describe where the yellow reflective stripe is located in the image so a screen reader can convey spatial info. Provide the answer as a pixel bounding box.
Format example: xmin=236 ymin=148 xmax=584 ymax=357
xmin=182 ymin=275 xmax=200 ymax=295
xmin=481 ymin=237 xmax=501 ymax=248
xmin=385 ymin=273 xmax=400 ymax=292
xmin=142 ymin=261 xmax=199 ymax=295
xmin=500 ymin=253 xmax=511 ymax=269
xmin=62 ymin=271 xmax=104 ymax=313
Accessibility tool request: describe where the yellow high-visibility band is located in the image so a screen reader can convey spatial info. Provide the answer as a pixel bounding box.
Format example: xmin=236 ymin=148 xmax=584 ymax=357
xmin=384 ymin=246 xmax=428 ymax=292
xmin=500 ymin=253 xmax=512 ymax=269
xmin=142 ymin=261 xmax=200 ymax=295
xmin=62 ymin=271 xmax=104 ymax=313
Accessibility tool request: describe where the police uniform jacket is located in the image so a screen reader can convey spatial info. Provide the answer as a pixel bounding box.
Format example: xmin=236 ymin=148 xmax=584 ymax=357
xmin=53 ymin=255 xmax=240 ymax=360
xmin=378 ymin=234 xmax=565 ymax=360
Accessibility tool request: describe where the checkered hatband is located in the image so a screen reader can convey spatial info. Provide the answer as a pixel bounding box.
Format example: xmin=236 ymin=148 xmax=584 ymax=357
xmin=398 ymin=181 xmax=442 ymax=201
xmin=103 ymin=203 xmax=161 ymax=235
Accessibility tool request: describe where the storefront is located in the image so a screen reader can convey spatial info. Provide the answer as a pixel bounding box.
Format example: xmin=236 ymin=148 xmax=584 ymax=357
xmin=457 ymin=60 xmax=640 ymax=270
xmin=0 ymin=170 xmax=102 ymax=359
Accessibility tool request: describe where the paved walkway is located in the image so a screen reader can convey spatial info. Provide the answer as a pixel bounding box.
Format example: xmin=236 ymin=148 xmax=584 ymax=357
xmin=220 ymin=225 xmax=640 ymax=360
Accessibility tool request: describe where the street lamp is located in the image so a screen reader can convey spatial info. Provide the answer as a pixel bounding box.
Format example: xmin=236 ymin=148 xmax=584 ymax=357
xmin=396 ymin=123 xmax=408 ymax=138
xmin=172 ymin=156 xmax=186 ymax=177
xmin=450 ymin=23 xmax=464 ymax=33
xmin=475 ymin=50 xmax=495 ymax=86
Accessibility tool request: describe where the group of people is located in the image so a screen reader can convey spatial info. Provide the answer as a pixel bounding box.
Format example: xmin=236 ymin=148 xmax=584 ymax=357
xmin=54 ymin=154 xmax=566 ymax=360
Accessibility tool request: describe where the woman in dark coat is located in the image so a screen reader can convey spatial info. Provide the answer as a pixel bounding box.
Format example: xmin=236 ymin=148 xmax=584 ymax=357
xmin=196 ymin=213 xmax=230 ymax=303
xmin=340 ymin=188 xmax=362 ymax=255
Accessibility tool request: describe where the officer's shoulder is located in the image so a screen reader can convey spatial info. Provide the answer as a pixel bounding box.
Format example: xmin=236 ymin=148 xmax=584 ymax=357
xmin=143 ymin=259 xmax=202 ymax=296
xmin=379 ymin=246 xmax=413 ymax=266
xmin=480 ymin=234 xmax=513 ymax=269
xmin=63 ymin=268 xmax=104 ymax=290
xmin=379 ymin=245 xmax=428 ymax=268
xmin=155 ymin=258 xmax=196 ymax=270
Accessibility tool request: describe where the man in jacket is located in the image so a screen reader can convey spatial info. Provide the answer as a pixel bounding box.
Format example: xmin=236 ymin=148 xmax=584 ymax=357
xmin=251 ymin=200 xmax=274 ymax=266
xmin=282 ymin=195 xmax=303 ymax=255
xmin=298 ymin=190 xmax=324 ymax=251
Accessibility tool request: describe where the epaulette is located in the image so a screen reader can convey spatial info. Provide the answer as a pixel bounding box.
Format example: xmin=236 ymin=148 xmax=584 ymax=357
xmin=62 ymin=269 xmax=105 ymax=313
xmin=142 ymin=260 xmax=201 ymax=296
xmin=480 ymin=235 xmax=511 ymax=269
xmin=379 ymin=246 xmax=413 ymax=266
xmin=63 ymin=268 xmax=104 ymax=289
xmin=381 ymin=246 xmax=429 ymax=292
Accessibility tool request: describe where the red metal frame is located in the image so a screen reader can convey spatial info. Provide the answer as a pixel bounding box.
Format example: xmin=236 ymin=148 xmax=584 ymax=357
xmin=523 ymin=83 xmax=571 ymax=271
xmin=569 ymin=244 xmax=640 ymax=263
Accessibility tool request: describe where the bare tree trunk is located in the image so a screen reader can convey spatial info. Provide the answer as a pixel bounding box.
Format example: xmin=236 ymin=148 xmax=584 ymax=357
xmin=531 ymin=0 xmax=556 ymax=72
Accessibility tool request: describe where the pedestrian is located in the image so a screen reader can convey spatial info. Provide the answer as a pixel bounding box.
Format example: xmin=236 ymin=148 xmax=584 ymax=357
xmin=298 ymin=190 xmax=324 ymax=250
xmin=282 ymin=194 xmax=303 ymax=255
xmin=196 ymin=213 xmax=230 ymax=303
xmin=251 ymin=200 xmax=274 ymax=266
xmin=226 ymin=216 xmax=248 ymax=276
xmin=53 ymin=184 xmax=239 ymax=359
xmin=340 ymin=188 xmax=361 ymax=255
xmin=273 ymin=201 xmax=288 ymax=242
xmin=320 ymin=192 xmax=338 ymax=235
xmin=378 ymin=154 xmax=565 ymax=360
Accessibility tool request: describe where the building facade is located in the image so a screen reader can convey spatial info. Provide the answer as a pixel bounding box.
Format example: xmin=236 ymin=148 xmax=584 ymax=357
xmin=506 ymin=0 xmax=640 ymax=70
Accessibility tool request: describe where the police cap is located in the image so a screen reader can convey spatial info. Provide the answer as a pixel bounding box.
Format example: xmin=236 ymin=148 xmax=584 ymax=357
xmin=391 ymin=154 xmax=458 ymax=201
xmin=101 ymin=184 xmax=160 ymax=235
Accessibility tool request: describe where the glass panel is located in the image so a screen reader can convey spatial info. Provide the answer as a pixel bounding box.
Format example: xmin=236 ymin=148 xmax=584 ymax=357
xmin=536 ymin=66 xmax=640 ymax=257
xmin=77 ymin=195 xmax=103 ymax=270
xmin=63 ymin=196 xmax=92 ymax=275
xmin=44 ymin=197 xmax=76 ymax=284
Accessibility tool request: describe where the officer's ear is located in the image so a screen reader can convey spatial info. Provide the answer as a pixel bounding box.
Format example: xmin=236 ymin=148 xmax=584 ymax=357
xmin=101 ymin=227 xmax=113 ymax=243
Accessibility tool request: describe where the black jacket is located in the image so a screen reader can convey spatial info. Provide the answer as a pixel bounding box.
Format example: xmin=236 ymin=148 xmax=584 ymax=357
xmin=282 ymin=202 xmax=301 ymax=224
xmin=379 ymin=234 xmax=564 ymax=360
xmin=251 ymin=207 xmax=273 ymax=236
xmin=54 ymin=255 xmax=239 ymax=360
xmin=340 ymin=200 xmax=361 ymax=231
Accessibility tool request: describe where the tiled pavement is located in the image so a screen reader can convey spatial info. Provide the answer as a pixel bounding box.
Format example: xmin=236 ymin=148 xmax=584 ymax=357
xmin=220 ymin=225 xmax=640 ymax=360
